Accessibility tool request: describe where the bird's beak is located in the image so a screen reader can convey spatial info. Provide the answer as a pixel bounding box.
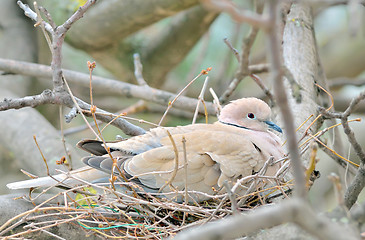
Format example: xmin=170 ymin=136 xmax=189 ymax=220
xmin=264 ymin=121 xmax=282 ymax=133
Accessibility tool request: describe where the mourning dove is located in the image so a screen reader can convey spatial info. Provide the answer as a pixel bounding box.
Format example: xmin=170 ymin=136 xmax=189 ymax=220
xmin=7 ymin=98 xmax=284 ymax=202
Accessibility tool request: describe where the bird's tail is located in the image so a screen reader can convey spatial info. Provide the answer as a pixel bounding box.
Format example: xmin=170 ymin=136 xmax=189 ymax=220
xmin=7 ymin=166 xmax=107 ymax=190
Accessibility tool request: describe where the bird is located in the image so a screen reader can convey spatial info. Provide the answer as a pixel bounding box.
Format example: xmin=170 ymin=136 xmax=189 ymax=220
xmin=7 ymin=97 xmax=284 ymax=202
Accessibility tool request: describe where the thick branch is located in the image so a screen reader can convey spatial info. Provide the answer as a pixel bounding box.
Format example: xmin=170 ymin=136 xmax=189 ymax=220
xmin=0 ymin=58 xmax=214 ymax=114
xmin=66 ymin=0 xmax=199 ymax=50
xmin=0 ymin=90 xmax=56 ymax=110
xmin=141 ymin=5 xmax=218 ymax=86
xmin=345 ymin=167 xmax=365 ymax=210
xmin=86 ymin=5 xmax=217 ymax=87
xmin=200 ymin=0 xmax=269 ymax=29
xmin=51 ymin=0 xmax=96 ymax=92
xmin=18 ymin=0 xmax=97 ymax=94
xmin=0 ymin=89 xmax=146 ymax=136
xmin=268 ymin=1 xmax=306 ymax=198
xmin=173 ymin=199 xmax=358 ymax=240
xmin=75 ymin=98 xmax=146 ymax=136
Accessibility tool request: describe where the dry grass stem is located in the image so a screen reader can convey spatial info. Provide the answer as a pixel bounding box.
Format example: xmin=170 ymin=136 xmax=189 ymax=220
xmin=158 ymin=70 xmax=207 ymax=126
xmin=192 ymin=76 xmax=209 ymax=124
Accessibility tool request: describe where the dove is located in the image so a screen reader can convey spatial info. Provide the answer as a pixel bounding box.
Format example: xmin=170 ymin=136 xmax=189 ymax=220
xmin=7 ymin=98 xmax=284 ymax=202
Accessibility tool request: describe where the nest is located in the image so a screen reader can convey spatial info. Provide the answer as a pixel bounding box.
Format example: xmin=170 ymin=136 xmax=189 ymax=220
xmin=0 ymin=157 xmax=292 ymax=239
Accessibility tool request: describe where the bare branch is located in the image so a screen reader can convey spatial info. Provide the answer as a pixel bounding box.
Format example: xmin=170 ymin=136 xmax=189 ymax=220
xmin=192 ymin=76 xmax=209 ymax=124
xmin=0 ymin=88 xmax=146 ymax=136
xmin=329 ymin=77 xmax=365 ymax=88
xmin=223 ymin=37 xmax=240 ymax=61
xmin=248 ymin=63 xmax=269 ymax=74
xmin=345 ymin=167 xmax=365 ymax=209
xmin=66 ymin=0 xmax=200 ymax=49
xmin=351 ymin=200 xmax=365 ymax=223
xmin=173 ymin=199 xmax=358 ymax=240
xmin=38 ymin=6 xmax=56 ymax=29
xmin=64 ymin=106 xmax=78 ymax=123
xmin=58 ymin=0 xmax=97 ymax=34
xmin=250 ymin=74 xmax=274 ymax=103
xmin=219 ymin=2 xmax=264 ymax=103
xmin=267 ymin=1 xmax=306 ymax=198
xmin=319 ymin=91 xmax=365 ymax=164
xmin=343 ymin=91 xmax=365 ymax=118
xmin=201 ymin=0 xmax=269 ymax=29
xmin=141 ymin=5 xmax=218 ymax=86
xmin=0 ymin=58 xmax=214 ymax=114
xmin=0 ymin=90 xmax=56 ymax=110
xmin=319 ymin=91 xmax=365 ymax=209
xmin=77 ymin=99 xmax=146 ymax=136
xmin=17 ymin=1 xmax=53 ymax=33
xmin=133 ymin=53 xmax=147 ymax=86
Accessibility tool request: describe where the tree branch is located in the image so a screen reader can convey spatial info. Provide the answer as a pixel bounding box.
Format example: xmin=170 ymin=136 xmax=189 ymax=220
xmin=173 ymin=199 xmax=358 ymax=240
xmin=219 ymin=2 xmax=264 ymax=103
xmin=319 ymin=90 xmax=365 ymax=209
xmin=0 ymin=89 xmax=82 ymax=174
xmin=267 ymin=1 xmax=306 ymax=198
xmin=0 ymin=89 xmax=56 ymax=110
xmin=0 ymin=58 xmax=215 ymax=114
xmin=17 ymin=1 xmax=53 ymax=33
xmin=200 ymin=0 xmax=269 ymax=29
xmin=65 ymin=0 xmax=199 ymax=50
xmin=141 ymin=5 xmax=218 ymax=86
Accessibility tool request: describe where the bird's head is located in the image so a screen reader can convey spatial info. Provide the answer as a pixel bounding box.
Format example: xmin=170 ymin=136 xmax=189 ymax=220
xmin=218 ymin=97 xmax=282 ymax=133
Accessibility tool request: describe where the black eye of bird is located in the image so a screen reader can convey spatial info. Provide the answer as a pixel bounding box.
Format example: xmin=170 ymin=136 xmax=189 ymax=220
xmin=247 ymin=113 xmax=255 ymax=119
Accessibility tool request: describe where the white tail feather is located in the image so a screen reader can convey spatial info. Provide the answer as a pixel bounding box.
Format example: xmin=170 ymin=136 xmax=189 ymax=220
xmin=6 ymin=167 xmax=106 ymax=189
xmin=7 ymin=174 xmax=69 ymax=189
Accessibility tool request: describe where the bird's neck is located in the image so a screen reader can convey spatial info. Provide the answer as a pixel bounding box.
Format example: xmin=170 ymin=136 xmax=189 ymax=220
xmin=219 ymin=121 xmax=250 ymax=130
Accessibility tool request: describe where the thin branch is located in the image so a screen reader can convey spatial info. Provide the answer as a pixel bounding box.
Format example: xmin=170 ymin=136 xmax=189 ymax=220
xmin=133 ymin=53 xmax=147 ymax=86
xmin=38 ymin=6 xmax=56 ymax=29
xmin=248 ymin=63 xmax=269 ymax=74
xmin=158 ymin=130 xmax=179 ymax=193
xmin=250 ymin=74 xmax=274 ymax=103
xmin=329 ymin=77 xmax=365 ymax=88
xmin=219 ymin=2 xmax=263 ymax=103
xmin=158 ymin=69 xmax=209 ymax=125
xmin=192 ymin=76 xmax=209 ymax=124
xmin=59 ymin=105 xmax=72 ymax=170
xmin=223 ymin=37 xmax=240 ymax=61
xmin=319 ymin=91 xmax=365 ymax=164
xmin=64 ymin=106 xmax=78 ymax=123
xmin=33 ymin=2 xmax=52 ymax=51
xmin=348 ymin=0 xmax=363 ymax=36
xmin=58 ymin=0 xmax=97 ymax=33
xmin=223 ymin=181 xmax=238 ymax=214
xmin=319 ymin=91 xmax=365 ymax=209
xmin=17 ymin=1 xmax=53 ymax=33
xmin=62 ymin=76 xmax=100 ymax=139
xmin=18 ymin=0 xmax=143 ymax=137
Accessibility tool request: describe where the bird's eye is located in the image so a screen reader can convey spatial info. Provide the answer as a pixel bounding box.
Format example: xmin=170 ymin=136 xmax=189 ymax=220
xmin=247 ymin=113 xmax=255 ymax=119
